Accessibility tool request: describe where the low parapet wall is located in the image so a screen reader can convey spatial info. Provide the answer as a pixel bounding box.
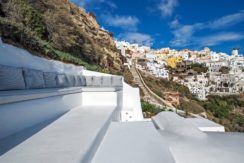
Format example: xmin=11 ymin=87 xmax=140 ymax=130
xmin=82 ymin=69 xmax=144 ymax=122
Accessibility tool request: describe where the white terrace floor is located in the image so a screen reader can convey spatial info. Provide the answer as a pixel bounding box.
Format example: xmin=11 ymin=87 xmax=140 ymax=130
xmin=1 ymin=111 xmax=244 ymax=163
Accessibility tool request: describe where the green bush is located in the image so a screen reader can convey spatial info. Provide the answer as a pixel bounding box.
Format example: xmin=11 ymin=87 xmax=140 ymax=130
xmin=200 ymin=95 xmax=240 ymax=119
xmin=191 ymin=63 xmax=208 ymax=73
xmin=141 ymin=101 xmax=163 ymax=116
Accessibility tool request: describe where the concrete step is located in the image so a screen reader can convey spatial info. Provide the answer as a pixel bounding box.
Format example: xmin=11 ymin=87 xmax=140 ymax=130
xmin=0 ymin=106 xmax=116 ymax=163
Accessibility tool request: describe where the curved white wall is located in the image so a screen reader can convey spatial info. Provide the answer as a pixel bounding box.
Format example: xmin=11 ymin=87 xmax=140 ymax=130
xmin=82 ymin=69 xmax=144 ymax=121
xmin=122 ymin=83 xmax=144 ymax=121
xmin=82 ymin=92 xmax=117 ymax=107
xmin=82 ymin=70 xmax=144 ymax=121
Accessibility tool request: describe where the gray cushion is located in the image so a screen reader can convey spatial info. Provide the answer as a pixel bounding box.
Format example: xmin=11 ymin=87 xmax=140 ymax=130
xmin=0 ymin=65 xmax=25 ymax=90
xmin=80 ymin=76 xmax=86 ymax=86
xmin=102 ymin=76 xmax=112 ymax=87
xmin=112 ymin=76 xmax=123 ymax=87
xmin=92 ymin=76 xmax=102 ymax=87
xmin=74 ymin=76 xmax=81 ymax=87
xmin=85 ymin=76 xmax=93 ymax=86
xmin=23 ymin=68 xmax=45 ymax=89
xmin=66 ymin=75 xmax=75 ymax=87
xmin=56 ymin=74 xmax=68 ymax=88
xmin=44 ymin=72 xmax=57 ymax=88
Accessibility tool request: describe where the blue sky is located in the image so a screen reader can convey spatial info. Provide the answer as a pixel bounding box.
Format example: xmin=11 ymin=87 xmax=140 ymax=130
xmin=71 ymin=0 xmax=244 ymax=53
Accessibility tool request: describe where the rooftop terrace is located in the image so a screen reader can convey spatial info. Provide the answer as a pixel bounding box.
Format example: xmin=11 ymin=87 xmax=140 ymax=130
xmin=0 ymin=38 xmax=244 ymax=163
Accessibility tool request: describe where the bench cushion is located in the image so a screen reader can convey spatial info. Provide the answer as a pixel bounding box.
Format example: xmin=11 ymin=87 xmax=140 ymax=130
xmin=66 ymin=75 xmax=75 ymax=87
xmin=56 ymin=74 xmax=68 ymax=87
xmin=102 ymin=76 xmax=112 ymax=87
xmin=92 ymin=76 xmax=102 ymax=87
xmin=112 ymin=76 xmax=123 ymax=87
xmin=85 ymin=76 xmax=93 ymax=86
xmin=74 ymin=76 xmax=81 ymax=87
xmin=23 ymin=68 xmax=45 ymax=89
xmin=85 ymin=76 xmax=103 ymax=87
xmin=0 ymin=65 xmax=25 ymax=90
xmin=44 ymin=72 xmax=57 ymax=88
xmin=80 ymin=76 xmax=86 ymax=86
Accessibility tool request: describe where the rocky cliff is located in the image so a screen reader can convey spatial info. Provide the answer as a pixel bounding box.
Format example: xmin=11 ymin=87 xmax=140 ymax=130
xmin=0 ymin=0 xmax=123 ymax=72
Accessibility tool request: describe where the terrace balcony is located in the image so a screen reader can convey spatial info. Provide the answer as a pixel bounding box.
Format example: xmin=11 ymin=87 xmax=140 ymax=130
xmin=0 ymin=39 xmax=244 ymax=163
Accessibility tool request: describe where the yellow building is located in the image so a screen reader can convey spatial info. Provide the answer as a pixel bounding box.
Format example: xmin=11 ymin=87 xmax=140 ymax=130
xmin=166 ymin=57 xmax=183 ymax=68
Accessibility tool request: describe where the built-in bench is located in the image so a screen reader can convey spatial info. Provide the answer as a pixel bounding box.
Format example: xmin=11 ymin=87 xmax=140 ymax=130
xmin=0 ymin=64 xmax=124 ymax=161
xmin=0 ymin=64 xmax=123 ymax=92
xmin=0 ymin=41 xmax=145 ymax=162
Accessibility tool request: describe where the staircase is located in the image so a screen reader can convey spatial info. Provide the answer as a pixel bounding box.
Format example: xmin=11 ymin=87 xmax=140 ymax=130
xmin=130 ymin=61 xmax=173 ymax=108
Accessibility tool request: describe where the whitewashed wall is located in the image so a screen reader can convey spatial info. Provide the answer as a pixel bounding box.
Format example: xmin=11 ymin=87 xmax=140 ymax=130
xmin=199 ymin=127 xmax=225 ymax=132
xmin=83 ymin=70 xmax=144 ymax=121
xmin=82 ymin=92 xmax=117 ymax=107
xmin=121 ymin=83 xmax=143 ymax=121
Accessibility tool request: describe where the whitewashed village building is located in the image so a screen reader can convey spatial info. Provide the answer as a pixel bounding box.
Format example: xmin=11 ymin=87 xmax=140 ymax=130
xmin=181 ymin=74 xmax=210 ymax=100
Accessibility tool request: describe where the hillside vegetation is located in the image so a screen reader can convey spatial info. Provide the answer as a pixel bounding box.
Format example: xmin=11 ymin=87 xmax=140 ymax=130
xmin=198 ymin=95 xmax=244 ymax=131
xmin=0 ymin=0 xmax=123 ymax=73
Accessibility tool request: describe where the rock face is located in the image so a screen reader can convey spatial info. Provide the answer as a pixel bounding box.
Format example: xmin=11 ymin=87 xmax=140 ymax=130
xmin=0 ymin=0 xmax=123 ymax=72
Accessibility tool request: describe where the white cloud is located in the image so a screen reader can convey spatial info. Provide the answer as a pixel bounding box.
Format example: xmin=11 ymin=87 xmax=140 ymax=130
xmin=199 ymin=33 xmax=244 ymax=46
xmin=170 ymin=11 xmax=244 ymax=47
xmin=105 ymin=1 xmax=117 ymax=9
xmin=171 ymin=31 xmax=244 ymax=47
xmin=102 ymin=14 xmax=140 ymax=30
xmin=117 ymin=32 xmax=154 ymax=46
xmin=170 ymin=25 xmax=195 ymax=46
xmin=210 ymin=11 xmax=244 ymax=29
xmin=97 ymin=0 xmax=117 ymax=9
xmin=159 ymin=0 xmax=178 ymax=17
xmin=169 ymin=19 xmax=180 ymax=28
